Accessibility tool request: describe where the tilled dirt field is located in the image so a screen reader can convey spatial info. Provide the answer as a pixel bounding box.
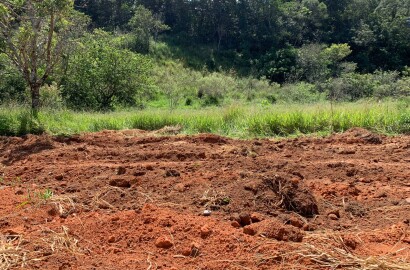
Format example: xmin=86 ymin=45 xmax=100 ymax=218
xmin=0 ymin=128 xmax=409 ymax=269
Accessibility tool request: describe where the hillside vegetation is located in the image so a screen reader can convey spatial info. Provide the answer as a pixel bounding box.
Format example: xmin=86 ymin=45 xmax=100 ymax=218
xmin=0 ymin=0 xmax=409 ymax=136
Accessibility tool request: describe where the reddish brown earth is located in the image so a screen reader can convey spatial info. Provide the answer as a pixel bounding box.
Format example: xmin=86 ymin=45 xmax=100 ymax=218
xmin=0 ymin=128 xmax=409 ymax=269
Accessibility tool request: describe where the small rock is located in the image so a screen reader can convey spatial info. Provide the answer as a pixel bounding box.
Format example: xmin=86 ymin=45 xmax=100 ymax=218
xmin=243 ymin=225 xmax=257 ymax=236
xmin=155 ymin=236 xmax=173 ymax=249
xmin=55 ymin=174 xmax=64 ymax=181
xmin=77 ymin=146 xmax=86 ymax=152
xmin=190 ymin=242 xmax=200 ymax=257
xmin=338 ymin=149 xmax=356 ymax=155
xmin=231 ymin=221 xmax=241 ymax=228
xmin=302 ymin=223 xmax=316 ymax=231
xmin=328 ymin=213 xmax=339 ymax=220
xmin=359 ymin=178 xmax=371 ymax=183
xmin=327 ymin=209 xmax=340 ymax=218
xmin=46 ymin=205 xmax=58 ymax=216
xmin=109 ymin=177 xmax=131 ymax=188
xmin=181 ymin=242 xmax=200 ymax=257
xmin=203 ymin=210 xmax=212 ymax=216
xmin=250 ymin=213 xmax=264 ymax=223
xmin=165 ymin=169 xmax=180 ymax=177
xmin=14 ymin=189 xmax=24 ymax=195
xmin=405 ymin=198 xmax=410 ymax=204
xmin=343 ymin=235 xmax=359 ymax=250
xmin=287 ymin=216 xmax=304 ymax=228
xmin=374 ymin=191 xmax=387 ymax=198
xmin=5 ymin=226 xmax=24 ymax=236
xmin=239 ymin=212 xmax=251 ymax=226
xmin=111 ymin=216 xmax=120 ymax=222
xmin=230 ymin=213 xmax=241 ymax=223
xmin=108 ymin=247 xmax=122 ymax=254
xmin=174 ymin=183 xmax=185 ymax=192
xmin=108 ymin=236 xmax=116 ymax=243
xmin=117 ymin=167 xmax=126 ymax=175
xmin=200 ymin=225 xmax=212 ymax=238
xmin=181 ymin=247 xmax=191 ymax=256
xmin=133 ymin=171 xmax=146 ymax=177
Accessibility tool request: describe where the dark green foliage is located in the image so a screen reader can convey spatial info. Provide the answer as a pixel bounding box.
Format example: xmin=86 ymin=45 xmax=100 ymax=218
xmin=0 ymin=55 xmax=26 ymax=103
xmin=61 ymin=31 xmax=152 ymax=111
xmin=128 ymin=5 xmax=169 ymax=53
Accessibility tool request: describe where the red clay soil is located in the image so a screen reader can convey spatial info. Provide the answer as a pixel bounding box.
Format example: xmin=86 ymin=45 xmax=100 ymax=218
xmin=0 ymin=128 xmax=409 ymax=269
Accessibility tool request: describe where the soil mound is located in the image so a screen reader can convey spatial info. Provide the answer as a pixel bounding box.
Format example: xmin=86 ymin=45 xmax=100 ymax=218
xmin=334 ymin=127 xmax=384 ymax=144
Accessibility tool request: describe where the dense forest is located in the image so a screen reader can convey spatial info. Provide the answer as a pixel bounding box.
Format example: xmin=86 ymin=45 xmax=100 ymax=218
xmin=76 ymin=0 xmax=410 ymax=75
xmin=1 ymin=0 xmax=410 ymax=112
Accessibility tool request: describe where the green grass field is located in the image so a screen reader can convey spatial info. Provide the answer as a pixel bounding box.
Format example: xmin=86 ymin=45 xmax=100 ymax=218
xmin=0 ymin=101 xmax=409 ymax=138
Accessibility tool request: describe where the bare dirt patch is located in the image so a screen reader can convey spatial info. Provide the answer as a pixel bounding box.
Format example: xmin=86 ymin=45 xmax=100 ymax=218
xmin=0 ymin=129 xmax=409 ymax=269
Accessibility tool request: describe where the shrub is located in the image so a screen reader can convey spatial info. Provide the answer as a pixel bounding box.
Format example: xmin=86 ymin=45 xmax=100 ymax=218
xmin=325 ymin=73 xmax=375 ymax=101
xmin=274 ymin=82 xmax=323 ymax=103
xmin=62 ymin=32 xmax=152 ymax=111
xmin=40 ymin=83 xmax=64 ymax=110
xmin=197 ymin=72 xmax=236 ymax=106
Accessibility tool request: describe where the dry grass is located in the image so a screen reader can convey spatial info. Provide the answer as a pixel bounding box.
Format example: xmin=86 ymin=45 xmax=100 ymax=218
xmin=199 ymin=189 xmax=230 ymax=210
xmin=0 ymin=235 xmax=26 ymax=270
xmin=91 ymin=186 xmax=124 ymax=210
xmin=41 ymin=226 xmax=82 ymax=255
xmin=295 ymin=231 xmax=410 ymax=270
xmin=48 ymin=195 xmax=78 ymax=218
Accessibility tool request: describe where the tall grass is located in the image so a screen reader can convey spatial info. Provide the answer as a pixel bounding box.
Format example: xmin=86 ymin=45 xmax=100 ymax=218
xmin=0 ymin=101 xmax=408 ymax=138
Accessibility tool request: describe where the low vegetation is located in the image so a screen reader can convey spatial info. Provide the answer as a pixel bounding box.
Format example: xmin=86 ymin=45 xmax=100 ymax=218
xmin=0 ymin=101 xmax=408 ymax=137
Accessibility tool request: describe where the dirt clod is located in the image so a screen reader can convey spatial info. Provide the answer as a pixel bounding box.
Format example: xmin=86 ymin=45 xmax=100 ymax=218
xmin=243 ymin=225 xmax=257 ymax=236
xmin=239 ymin=212 xmax=252 ymax=226
xmin=165 ymin=169 xmax=180 ymax=177
xmin=200 ymin=225 xmax=212 ymax=238
xmin=109 ymin=177 xmax=131 ymax=188
xmin=155 ymin=236 xmax=173 ymax=249
xmin=117 ymin=166 xmax=126 ymax=175
xmin=328 ymin=213 xmax=339 ymax=220
xmin=231 ymin=221 xmax=241 ymax=228
xmin=252 ymin=219 xmax=304 ymax=242
xmin=174 ymin=183 xmax=185 ymax=192
xmin=264 ymin=174 xmax=319 ymax=217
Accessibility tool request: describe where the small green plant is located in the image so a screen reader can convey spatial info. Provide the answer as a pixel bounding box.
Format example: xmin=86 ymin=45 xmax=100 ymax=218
xmin=221 ymin=197 xmax=231 ymax=205
xmin=16 ymin=188 xmax=53 ymax=208
xmin=39 ymin=188 xmax=53 ymax=200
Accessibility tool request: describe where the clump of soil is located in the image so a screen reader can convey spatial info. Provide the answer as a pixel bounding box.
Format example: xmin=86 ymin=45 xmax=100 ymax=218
xmin=263 ymin=174 xmax=319 ymax=217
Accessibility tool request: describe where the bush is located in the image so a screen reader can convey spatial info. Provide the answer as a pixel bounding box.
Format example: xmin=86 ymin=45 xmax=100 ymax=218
xmin=274 ymin=82 xmax=323 ymax=103
xmin=325 ymin=73 xmax=375 ymax=101
xmin=153 ymin=61 xmax=201 ymax=108
xmin=62 ymin=32 xmax=152 ymax=111
xmin=197 ymin=72 xmax=236 ymax=106
xmin=40 ymin=83 xmax=64 ymax=110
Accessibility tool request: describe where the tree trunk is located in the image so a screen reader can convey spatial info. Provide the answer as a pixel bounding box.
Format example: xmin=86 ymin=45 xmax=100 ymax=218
xmin=31 ymin=84 xmax=41 ymax=117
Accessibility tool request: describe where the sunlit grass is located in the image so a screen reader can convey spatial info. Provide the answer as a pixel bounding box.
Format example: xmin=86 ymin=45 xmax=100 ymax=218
xmin=0 ymin=100 xmax=408 ymax=138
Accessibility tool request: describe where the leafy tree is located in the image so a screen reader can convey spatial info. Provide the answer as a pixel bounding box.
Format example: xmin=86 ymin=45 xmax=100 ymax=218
xmin=295 ymin=43 xmax=352 ymax=83
xmin=0 ymin=0 xmax=86 ymax=114
xmin=62 ymin=31 xmax=152 ymax=110
xmin=128 ymin=5 xmax=169 ymax=53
